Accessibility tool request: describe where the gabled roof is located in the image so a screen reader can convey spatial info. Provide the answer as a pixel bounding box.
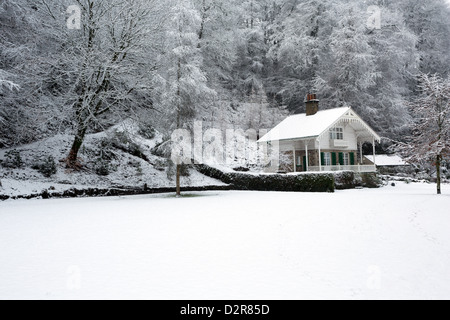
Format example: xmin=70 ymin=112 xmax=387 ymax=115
xmin=258 ymin=107 xmax=381 ymax=143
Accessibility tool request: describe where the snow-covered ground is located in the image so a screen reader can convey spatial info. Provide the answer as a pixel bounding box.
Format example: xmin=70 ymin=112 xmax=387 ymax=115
xmin=0 ymin=182 xmax=449 ymax=300
xmin=0 ymin=121 xmax=224 ymax=197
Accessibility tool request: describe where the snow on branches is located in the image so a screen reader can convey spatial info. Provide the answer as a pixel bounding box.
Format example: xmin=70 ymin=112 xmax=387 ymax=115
xmin=400 ymin=74 xmax=450 ymax=161
xmin=397 ymin=73 xmax=450 ymax=194
xmin=0 ymin=70 xmax=19 ymax=93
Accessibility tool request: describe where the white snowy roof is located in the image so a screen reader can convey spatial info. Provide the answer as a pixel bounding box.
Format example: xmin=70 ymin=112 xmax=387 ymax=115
xmin=365 ymin=155 xmax=408 ymax=166
xmin=259 ymin=107 xmax=352 ymax=142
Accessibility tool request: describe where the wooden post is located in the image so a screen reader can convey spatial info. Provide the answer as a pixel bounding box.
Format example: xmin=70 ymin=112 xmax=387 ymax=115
xmin=293 ymin=148 xmax=296 ymax=172
xmin=176 ymin=164 xmax=181 ymax=196
xmin=360 ymin=142 xmax=363 ymax=164
xmin=437 ymin=154 xmax=442 ymax=195
xmin=305 ymin=141 xmax=309 ymax=172
xmin=372 ymin=138 xmax=376 ymax=166
xmin=318 ymin=140 xmax=322 ymax=172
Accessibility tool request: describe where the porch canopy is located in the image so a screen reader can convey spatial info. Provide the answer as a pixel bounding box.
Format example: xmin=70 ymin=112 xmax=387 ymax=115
xmin=258 ymin=107 xmax=381 ymax=172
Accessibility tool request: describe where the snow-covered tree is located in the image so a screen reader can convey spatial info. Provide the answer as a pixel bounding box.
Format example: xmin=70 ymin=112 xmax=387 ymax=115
xmin=0 ymin=69 xmax=19 ymax=147
xmin=313 ymin=2 xmax=419 ymax=137
xmin=195 ymin=0 xmax=238 ymax=90
xmin=33 ymin=0 xmax=164 ymax=168
xmin=1 ymin=0 xmax=450 ymax=179
xmin=399 ymin=0 xmax=450 ymax=76
xmin=0 ymin=0 xmax=39 ymax=147
xmin=267 ymin=0 xmax=331 ymax=112
xmin=364 ymin=5 xmax=419 ymax=137
xmin=314 ymin=2 xmax=380 ymax=109
xmin=233 ymin=0 xmax=274 ymax=98
xmin=158 ymin=0 xmax=216 ymax=195
xmin=398 ymin=74 xmax=450 ymax=194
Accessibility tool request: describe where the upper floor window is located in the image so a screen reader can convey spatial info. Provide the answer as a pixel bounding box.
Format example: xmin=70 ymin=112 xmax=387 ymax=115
xmin=330 ymin=127 xmax=344 ymax=140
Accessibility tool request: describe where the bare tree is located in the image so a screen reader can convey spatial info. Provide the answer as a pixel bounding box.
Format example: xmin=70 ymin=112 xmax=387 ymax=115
xmin=0 ymin=69 xmax=19 ymax=188
xmin=398 ymin=73 xmax=450 ymax=194
xmin=37 ymin=0 xmax=164 ymax=168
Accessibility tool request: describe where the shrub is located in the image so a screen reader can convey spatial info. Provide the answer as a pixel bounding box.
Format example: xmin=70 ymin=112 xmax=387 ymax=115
xmin=151 ymin=140 xmax=172 ymax=158
xmin=167 ymin=161 xmax=191 ymax=180
xmin=36 ymin=156 xmax=58 ymax=178
xmin=108 ymin=131 xmax=148 ymax=161
xmin=113 ymin=130 xmax=131 ymax=145
xmin=97 ymin=141 xmax=117 ymax=161
xmin=129 ymin=142 xmax=145 ymax=158
xmin=128 ymin=160 xmax=144 ymax=176
xmin=360 ymin=173 xmax=382 ymax=188
xmin=334 ymin=171 xmax=356 ymax=190
xmin=95 ymin=159 xmax=110 ymax=176
xmin=2 ymin=150 xmax=24 ymax=168
xmin=138 ymin=122 xmax=156 ymax=140
xmin=136 ymin=163 xmax=143 ymax=176
xmin=154 ymin=159 xmax=168 ymax=172
xmin=196 ymin=164 xmax=335 ymax=193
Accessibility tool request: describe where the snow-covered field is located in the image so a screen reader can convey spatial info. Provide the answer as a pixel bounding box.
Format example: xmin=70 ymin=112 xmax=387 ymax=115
xmin=0 ymin=182 xmax=449 ymax=300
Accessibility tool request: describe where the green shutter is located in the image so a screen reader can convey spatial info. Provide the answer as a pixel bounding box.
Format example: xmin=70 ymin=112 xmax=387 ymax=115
xmin=332 ymin=153 xmax=337 ymax=166
xmin=303 ymin=156 xmax=307 ymax=172
xmin=339 ymin=152 xmax=344 ymax=165
xmin=350 ymin=152 xmax=355 ymax=165
xmin=321 ymin=152 xmax=325 ymax=166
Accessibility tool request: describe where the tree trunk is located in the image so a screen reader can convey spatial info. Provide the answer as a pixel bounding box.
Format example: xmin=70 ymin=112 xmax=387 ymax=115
xmin=175 ymin=56 xmax=182 ymax=197
xmin=67 ymin=127 xmax=87 ymax=168
xmin=436 ymin=154 xmax=442 ymax=195
xmin=176 ymin=164 xmax=181 ymax=197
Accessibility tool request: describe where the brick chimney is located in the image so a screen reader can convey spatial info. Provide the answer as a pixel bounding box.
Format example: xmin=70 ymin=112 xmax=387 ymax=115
xmin=305 ymin=93 xmax=319 ymax=116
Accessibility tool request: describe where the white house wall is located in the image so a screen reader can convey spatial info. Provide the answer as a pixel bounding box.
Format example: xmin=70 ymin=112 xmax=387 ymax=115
xmin=317 ymin=123 xmax=358 ymax=150
xmin=277 ymin=123 xmax=361 ymax=152
xmin=279 ymin=139 xmax=316 ymax=152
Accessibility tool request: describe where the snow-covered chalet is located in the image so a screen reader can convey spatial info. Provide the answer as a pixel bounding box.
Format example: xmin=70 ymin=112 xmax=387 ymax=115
xmin=259 ymin=94 xmax=381 ymax=173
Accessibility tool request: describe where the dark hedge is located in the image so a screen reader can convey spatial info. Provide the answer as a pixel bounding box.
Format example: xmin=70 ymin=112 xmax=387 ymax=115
xmin=334 ymin=171 xmax=356 ymax=190
xmin=196 ymin=165 xmax=335 ymax=193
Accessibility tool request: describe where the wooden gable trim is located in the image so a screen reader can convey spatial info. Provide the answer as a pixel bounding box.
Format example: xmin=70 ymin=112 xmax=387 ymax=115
xmin=317 ymin=107 xmax=381 ymax=143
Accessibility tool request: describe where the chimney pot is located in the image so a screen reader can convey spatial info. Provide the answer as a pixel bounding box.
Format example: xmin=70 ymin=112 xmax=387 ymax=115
xmin=305 ymin=93 xmax=319 ymax=116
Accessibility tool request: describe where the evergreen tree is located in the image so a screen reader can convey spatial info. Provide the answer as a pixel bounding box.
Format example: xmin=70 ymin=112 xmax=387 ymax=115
xmin=160 ymin=0 xmax=216 ymax=195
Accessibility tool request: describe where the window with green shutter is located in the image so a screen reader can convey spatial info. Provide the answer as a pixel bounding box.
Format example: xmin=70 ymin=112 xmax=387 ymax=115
xmin=332 ymin=153 xmax=337 ymax=166
xmin=321 ymin=152 xmax=325 ymax=166
xmin=350 ymin=152 xmax=355 ymax=165
xmin=339 ymin=152 xmax=344 ymax=165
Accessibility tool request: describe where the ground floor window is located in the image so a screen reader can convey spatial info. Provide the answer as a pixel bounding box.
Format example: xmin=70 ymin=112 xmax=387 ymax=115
xmin=324 ymin=152 xmax=332 ymax=166
xmin=343 ymin=153 xmax=350 ymax=165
